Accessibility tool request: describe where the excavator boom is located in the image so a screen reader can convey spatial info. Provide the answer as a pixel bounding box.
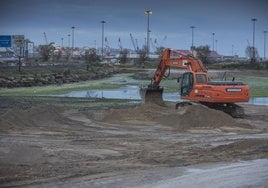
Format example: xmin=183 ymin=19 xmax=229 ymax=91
xmin=150 ymin=48 xmax=207 ymax=87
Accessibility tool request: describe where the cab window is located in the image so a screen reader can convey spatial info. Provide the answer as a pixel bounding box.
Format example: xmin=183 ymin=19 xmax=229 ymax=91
xmin=196 ymin=74 xmax=207 ymax=83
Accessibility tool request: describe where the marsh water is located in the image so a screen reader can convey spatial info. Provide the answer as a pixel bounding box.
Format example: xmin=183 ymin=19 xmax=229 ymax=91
xmin=55 ymin=85 xmax=268 ymax=106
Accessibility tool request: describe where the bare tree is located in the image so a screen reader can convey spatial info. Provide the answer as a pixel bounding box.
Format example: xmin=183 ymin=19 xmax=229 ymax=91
xmin=119 ymin=49 xmax=128 ymax=64
xmin=86 ymin=48 xmax=100 ymax=71
xmin=155 ymin=46 xmax=165 ymax=56
xmin=195 ymin=45 xmax=210 ymax=64
xmin=38 ymin=43 xmax=56 ymax=61
xmin=245 ymin=46 xmax=259 ymax=63
xmin=137 ymin=45 xmax=147 ymax=67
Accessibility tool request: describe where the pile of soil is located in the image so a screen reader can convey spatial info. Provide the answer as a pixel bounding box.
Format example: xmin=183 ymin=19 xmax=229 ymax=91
xmin=0 ymin=103 xmax=252 ymax=133
xmin=99 ymin=103 xmax=251 ymax=131
xmin=172 ymin=105 xmax=237 ymax=130
xmin=0 ymin=106 xmax=71 ymax=132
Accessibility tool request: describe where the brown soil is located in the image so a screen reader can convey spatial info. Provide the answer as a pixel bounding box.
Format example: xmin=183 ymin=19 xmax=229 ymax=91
xmin=99 ymin=103 xmax=252 ymax=131
xmin=0 ymin=102 xmax=267 ymax=187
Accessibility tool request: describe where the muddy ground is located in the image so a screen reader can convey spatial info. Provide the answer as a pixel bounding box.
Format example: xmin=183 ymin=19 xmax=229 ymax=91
xmin=0 ymin=98 xmax=267 ymax=187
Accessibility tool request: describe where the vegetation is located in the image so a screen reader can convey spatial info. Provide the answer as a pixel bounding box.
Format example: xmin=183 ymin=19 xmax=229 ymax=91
xmin=0 ymin=73 xmax=133 ymax=95
xmin=238 ymin=76 xmax=268 ymax=97
xmin=195 ymin=45 xmax=211 ymax=64
xmin=86 ymin=48 xmax=100 ymax=71
xmin=119 ymin=49 xmax=129 ymax=64
xmin=38 ymin=43 xmax=57 ymax=61
xmin=208 ymin=61 xmax=268 ymax=70
xmin=155 ymin=46 xmax=165 ymax=55
xmin=245 ymin=45 xmax=259 ymax=63
xmin=136 ymin=46 xmax=147 ymax=67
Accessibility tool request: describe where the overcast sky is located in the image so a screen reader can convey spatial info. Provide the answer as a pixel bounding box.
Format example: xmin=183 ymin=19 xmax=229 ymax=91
xmin=1 ymin=0 xmax=267 ymax=57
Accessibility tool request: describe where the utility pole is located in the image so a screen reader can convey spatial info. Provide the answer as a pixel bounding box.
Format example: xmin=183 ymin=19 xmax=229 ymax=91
xmin=251 ymin=18 xmax=257 ymax=62
xmin=43 ymin=32 xmax=48 ymax=45
xmin=67 ymin=34 xmax=70 ymax=48
xmin=118 ymin=37 xmax=123 ymax=52
xmin=145 ymin=10 xmax=152 ymax=57
xmin=212 ymin=32 xmax=215 ymax=52
xmin=264 ymin=31 xmax=267 ymax=60
xmin=101 ymin=21 xmax=106 ymax=59
xmin=190 ymin=26 xmax=195 ymax=51
xmin=71 ymin=26 xmax=75 ymax=58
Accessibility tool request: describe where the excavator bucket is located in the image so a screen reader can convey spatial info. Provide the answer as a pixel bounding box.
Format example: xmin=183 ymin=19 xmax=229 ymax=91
xmin=140 ymin=87 xmax=164 ymax=106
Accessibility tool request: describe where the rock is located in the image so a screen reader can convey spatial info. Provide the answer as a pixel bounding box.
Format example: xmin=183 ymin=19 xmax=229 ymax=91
xmin=0 ymin=67 xmax=117 ymax=88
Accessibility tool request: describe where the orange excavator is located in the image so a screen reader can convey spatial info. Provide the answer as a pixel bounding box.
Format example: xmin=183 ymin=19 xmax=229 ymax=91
xmin=142 ymin=48 xmax=250 ymax=117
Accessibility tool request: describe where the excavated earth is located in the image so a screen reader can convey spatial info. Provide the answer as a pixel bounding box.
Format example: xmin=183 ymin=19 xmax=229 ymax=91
xmin=0 ymin=101 xmax=268 ymax=187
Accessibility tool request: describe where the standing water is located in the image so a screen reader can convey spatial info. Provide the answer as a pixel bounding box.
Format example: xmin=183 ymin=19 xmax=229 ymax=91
xmin=55 ymin=85 xmax=268 ymax=106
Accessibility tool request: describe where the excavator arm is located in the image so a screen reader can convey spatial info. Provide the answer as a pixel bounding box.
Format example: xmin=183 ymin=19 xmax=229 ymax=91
xmin=143 ymin=48 xmax=208 ymax=105
xmin=149 ymin=48 xmax=207 ymax=88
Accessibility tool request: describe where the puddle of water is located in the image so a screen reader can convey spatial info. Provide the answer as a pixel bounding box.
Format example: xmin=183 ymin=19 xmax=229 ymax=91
xmin=149 ymin=159 xmax=268 ymax=188
xmin=56 ymin=86 xmax=141 ymax=100
xmin=54 ymin=86 xmax=268 ymax=106
xmin=246 ymin=97 xmax=268 ymax=106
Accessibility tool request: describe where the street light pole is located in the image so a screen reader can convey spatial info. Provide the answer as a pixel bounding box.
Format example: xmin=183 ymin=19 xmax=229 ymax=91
xmin=101 ymin=21 xmax=106 ymax=59
xmin=145 ymin=10 xmax=152 ymax=57
xmin=251 ymin=18 xmax=257 ymax=62
xmin=67 ymin=34 xmax=70 ymax=48
xmin=190 ymin=26 xmax=195 ymax=51
xmin=71 ymin=26 xmax=75 ymax=58
xmin=212 ymin=33 xmax=215 ymax=52
xmin=264 ymin=31 xmax=267 ymax=60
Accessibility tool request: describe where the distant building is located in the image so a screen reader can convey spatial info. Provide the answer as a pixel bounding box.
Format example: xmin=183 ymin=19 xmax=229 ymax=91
xmin=0 ymin=47 xmax=19 ymax=63
xmin=209 ymin=50 xmax=222 ymax=59
xmin=0 ymin=47 xmax=16 ymax=57
xmin=178 ymin=49 xmax=240 ymax=61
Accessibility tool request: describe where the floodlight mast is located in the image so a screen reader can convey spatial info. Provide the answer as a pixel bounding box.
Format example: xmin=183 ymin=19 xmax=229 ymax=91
xmin=101 ymin=21 xmax=106 ymax=59
xmin=251 ymin=18 xmax=257 ymax=62
xmin=145 ymin=10 xmax=152 ymax=57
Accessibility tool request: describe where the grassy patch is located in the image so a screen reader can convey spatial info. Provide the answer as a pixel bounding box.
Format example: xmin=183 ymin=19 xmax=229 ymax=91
xmin=0 ymin=74 xmax=134 ymax=96
xmin=160 ymin=78 xmax=180 ymax=93
xmin=237 ymin=76 xmax=268 ymax=97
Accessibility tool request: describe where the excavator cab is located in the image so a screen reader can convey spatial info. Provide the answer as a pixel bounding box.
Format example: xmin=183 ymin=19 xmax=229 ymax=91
xmin=179 ymin=72 xmax=208 ymax=96
xmin=180 ymin=72 xmax=194 ymax=96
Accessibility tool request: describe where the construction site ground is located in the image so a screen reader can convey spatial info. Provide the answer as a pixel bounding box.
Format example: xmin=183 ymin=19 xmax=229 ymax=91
xmin=0 ymin=96 xmax=268 ymax=187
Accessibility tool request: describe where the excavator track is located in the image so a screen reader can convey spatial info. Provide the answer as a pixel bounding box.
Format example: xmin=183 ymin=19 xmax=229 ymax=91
xmin=175 ymin=101 xmax=193 ymax=108
xmin=201 ymin=102 xmax=245 ymax=118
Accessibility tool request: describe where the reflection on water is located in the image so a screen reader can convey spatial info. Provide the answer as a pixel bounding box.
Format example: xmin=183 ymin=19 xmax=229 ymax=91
xmin=55 ymin=85 xmax=268 ymax=106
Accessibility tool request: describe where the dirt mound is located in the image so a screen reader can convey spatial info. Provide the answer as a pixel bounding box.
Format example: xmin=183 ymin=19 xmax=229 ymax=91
xmin=0 ymin=106 xmax=71 ymax=132
xmin=0 ymin=103 xmax=252 ymax=133
xmin=99 ymin=103 xmax=251 ymax=131
xmin=100 ymin=103 xmax=168 ymax=122
xmin=171 ymin=105 xmax=237 ymax=130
